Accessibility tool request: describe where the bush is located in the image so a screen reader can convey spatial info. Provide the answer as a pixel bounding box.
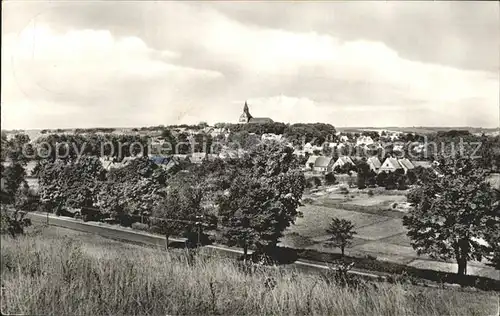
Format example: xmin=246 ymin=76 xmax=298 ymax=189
xmin=312 ymin=177 xmax=322 ymax=188
xmin=292 ymin=247 xmax=500 ymax=291
xmin=131 ymin=222 xmax=149 ymax=232
xmin=367 ymin=190 xmax=374 ymax=197
xmin=324 ymin=172 xmax=336 ymax=185
xmin=301 ymin=197 xmax=314 ymax=204
xmin=339 ymin=187 xmax=349 ymax=195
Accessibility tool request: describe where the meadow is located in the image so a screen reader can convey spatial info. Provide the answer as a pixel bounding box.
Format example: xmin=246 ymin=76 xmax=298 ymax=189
xmin=1 ymin=225 xmax=498 ymax=316
xmin=284 ymin=189 xmax=498 ymax=277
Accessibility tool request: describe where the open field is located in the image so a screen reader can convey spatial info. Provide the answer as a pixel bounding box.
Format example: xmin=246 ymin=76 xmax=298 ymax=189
xmin=285 ymin=190 xmax=499 ymax=278
xmin=1 ymin=225 xmax=498 ymax=316
xmin=290 ymin=205 xmax=389 ymax=239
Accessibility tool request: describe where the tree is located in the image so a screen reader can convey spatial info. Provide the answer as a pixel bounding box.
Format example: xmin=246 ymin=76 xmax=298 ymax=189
xmin=406 ymin=170 xmax=417 ymax=185
xmin=217 ymin=141 xmax=305 ymax=257
xmin=325 ymin=172 xmax=336 ymax=185
xmin=312 ymin=176 xmax=322 ymax=188
xmin=384 ymin=172 xmax=397 ymax=190
xmin=376 ymin=172 xmax=387 ymax=187
xmin=326 ymin=217 xmax=356 ymax=257
xmin=4 ymin=133 xmax=32 ymax=165
xmin=160 ymin=129 xmax=177 ymax=154
xmin=14 ymin=182 xmax=39 ymax=212
xmin=227 ymin=131 xmax=260 ymax=151
xmin=152 ymin=186 xmax=189 ymax=248
xmin=1 ymin=163 xmax=27 ymax=203
xmin=97 ymin=157 xmax=168 ymax=223
xmin=403 ymin=158 xmax=499 ymax=275
xmin=356 ymin=160 xmax=370 ymax=189
xmin=396 ymin=174 xmax=409 ymax=190
xmin=1 ymin=171 xmax=36 ymax=237
xmin=38 ymin=157 xmax=106 ymax=212
xmin=218 ymin=176 xmax=274 ymax=257
xmin=366 ymin=170 xmax=377 ymax=187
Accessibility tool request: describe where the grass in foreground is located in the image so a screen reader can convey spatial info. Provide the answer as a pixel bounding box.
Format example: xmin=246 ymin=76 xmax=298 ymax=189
xmin=1 ymin=226 xmax=498 ymax=316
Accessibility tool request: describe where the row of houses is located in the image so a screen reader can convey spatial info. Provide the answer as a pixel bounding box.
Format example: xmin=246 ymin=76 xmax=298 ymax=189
xmin=304 ymin=155 xmax=434 ymax=174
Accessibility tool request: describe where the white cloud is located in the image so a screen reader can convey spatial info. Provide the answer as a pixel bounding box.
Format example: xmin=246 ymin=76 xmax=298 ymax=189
xmin=1 ymin=2 xmax=498 ymax=128
xmin=196 ymin=11 xmax=497 ymax=105
xmin=1 ymin=23 xmax=223 ymax=129
xmin=197 ymin=9 xmax=498 ymax=126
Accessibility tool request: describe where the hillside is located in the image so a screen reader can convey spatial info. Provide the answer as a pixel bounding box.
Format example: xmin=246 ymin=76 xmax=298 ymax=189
xmin=1 ymin=225 xmax=497 ymax=316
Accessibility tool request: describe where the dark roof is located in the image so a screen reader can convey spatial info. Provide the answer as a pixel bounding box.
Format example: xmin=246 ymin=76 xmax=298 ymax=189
xmin=248 ymin=117 xmax=274 ymax=123
xmin=150 ymin=156 xmax=170 ymax=165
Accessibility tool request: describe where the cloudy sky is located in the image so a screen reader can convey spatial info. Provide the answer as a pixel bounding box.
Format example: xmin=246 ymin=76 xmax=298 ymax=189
xmin=2 ymin=1 xmax=499 ymax=129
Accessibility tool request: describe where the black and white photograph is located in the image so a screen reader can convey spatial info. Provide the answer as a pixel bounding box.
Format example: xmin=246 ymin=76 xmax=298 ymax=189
xmin=1 ymin=1 xmax=499 ymax=315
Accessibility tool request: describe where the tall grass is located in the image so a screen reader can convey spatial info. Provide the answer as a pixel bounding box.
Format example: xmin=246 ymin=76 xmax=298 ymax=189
xmin=1 ymin=230 xmax=497 ymax=316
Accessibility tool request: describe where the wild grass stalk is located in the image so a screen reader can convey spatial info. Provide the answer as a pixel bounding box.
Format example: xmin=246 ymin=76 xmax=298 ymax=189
xmin=1 ymin=231 xmax=497 ymax=315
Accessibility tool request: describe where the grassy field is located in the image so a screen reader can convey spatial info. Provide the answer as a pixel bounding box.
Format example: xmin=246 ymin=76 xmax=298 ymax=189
xmin=1 ymin=225 xmax=498 ymax=316
xmin=286 ymin=190 xmax=498 ymax=277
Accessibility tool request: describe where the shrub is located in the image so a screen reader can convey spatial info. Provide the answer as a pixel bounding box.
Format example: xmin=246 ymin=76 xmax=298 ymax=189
xmin=339 ymin=187 xmax=349 ymax=195
xmin=301 ymin=197 xmax=314 ymax=204
xmin=324 ymin=172 xmax=336 ymax=185
xmin=367 ymin=190 xmax=374 ymax=197
xmin=131 ymin=222 xmax=149 ymax=232
xmin=312 ymin=177 xmax=322 ymax=188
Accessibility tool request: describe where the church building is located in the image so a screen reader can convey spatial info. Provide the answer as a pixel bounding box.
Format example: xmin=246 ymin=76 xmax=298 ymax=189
xmin=238 ymin=101 xmax=274 ymax=124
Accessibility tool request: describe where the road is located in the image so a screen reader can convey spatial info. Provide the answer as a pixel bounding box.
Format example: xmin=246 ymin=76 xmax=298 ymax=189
xmin=27 ymin=212 xmax=385 ymax=280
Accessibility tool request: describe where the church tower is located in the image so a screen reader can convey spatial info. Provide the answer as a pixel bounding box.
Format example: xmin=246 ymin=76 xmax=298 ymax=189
xmin=238 ymin=101 xmax=253 ymax=123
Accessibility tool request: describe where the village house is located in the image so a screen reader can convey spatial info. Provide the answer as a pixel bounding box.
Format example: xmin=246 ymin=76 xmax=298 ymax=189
xmin=356 ymin=136 xmax=374 ymax=146
xmin=367 ymin=156 xmax=382 ymax=173
xmin=189 ymin=152 xmax=207 ymax=164
xmin=398 ymin=158 xmax=415 ymax=173
xmin=173 ymin=154 xmax=189 ymax=161
xmin=313 ymin=156 xmax=333 ymax=173
xmin=331 ymin=156 xmax=355 ymax=171
xmin=219 ymin=151 xmax=239 ymax=160
xmin=261 ymin=133 xmax=282 ymax=142
xmin=339 ymin=135 xmax=349 ymax=143
xmin=303 ymin=143 xmax=323 ymax=154
xmin=379 ymin=157 xmax=402 ymax=173
xmin=305 ymin=155 xmax=319 ymax=170
xmin=412 ymin=160 xmax=433 ymax=169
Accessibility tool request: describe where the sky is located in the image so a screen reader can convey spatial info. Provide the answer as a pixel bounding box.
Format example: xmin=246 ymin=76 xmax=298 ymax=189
xmin=2 ymin=1 xmax=499 ymax=129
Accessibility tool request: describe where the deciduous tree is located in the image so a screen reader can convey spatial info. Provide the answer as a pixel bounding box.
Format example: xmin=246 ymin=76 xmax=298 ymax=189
xmin=403 ymin=158 xmax=499 ymax=275
xmin=326 ymin=217 xmax=356 ymax=257
xmin=218 ymin=141 xmax=305 ymax=256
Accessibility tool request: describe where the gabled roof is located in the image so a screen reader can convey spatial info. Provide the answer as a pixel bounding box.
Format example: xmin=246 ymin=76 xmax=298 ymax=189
xmin=305 ymin=155 xmax=319 ymax=166
xmin=173 ymin=154 xmax=188 ymax=160
xmin=335 ymin=156 xmax=354 ymax=165
xmin=398 ymin=158 xmax=415 ymax=170
xmin=413 ymin=160 xmax=432 ymax=168
xmin=150 ymin=156 xmax=170 ymax=165
xmin=367 ymin=156 xmax=381 ymax=169
xmin=314 ymin=156 xmax=332 ymax=168
xmin=381 ymin=157 xmax=402 ymax=170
